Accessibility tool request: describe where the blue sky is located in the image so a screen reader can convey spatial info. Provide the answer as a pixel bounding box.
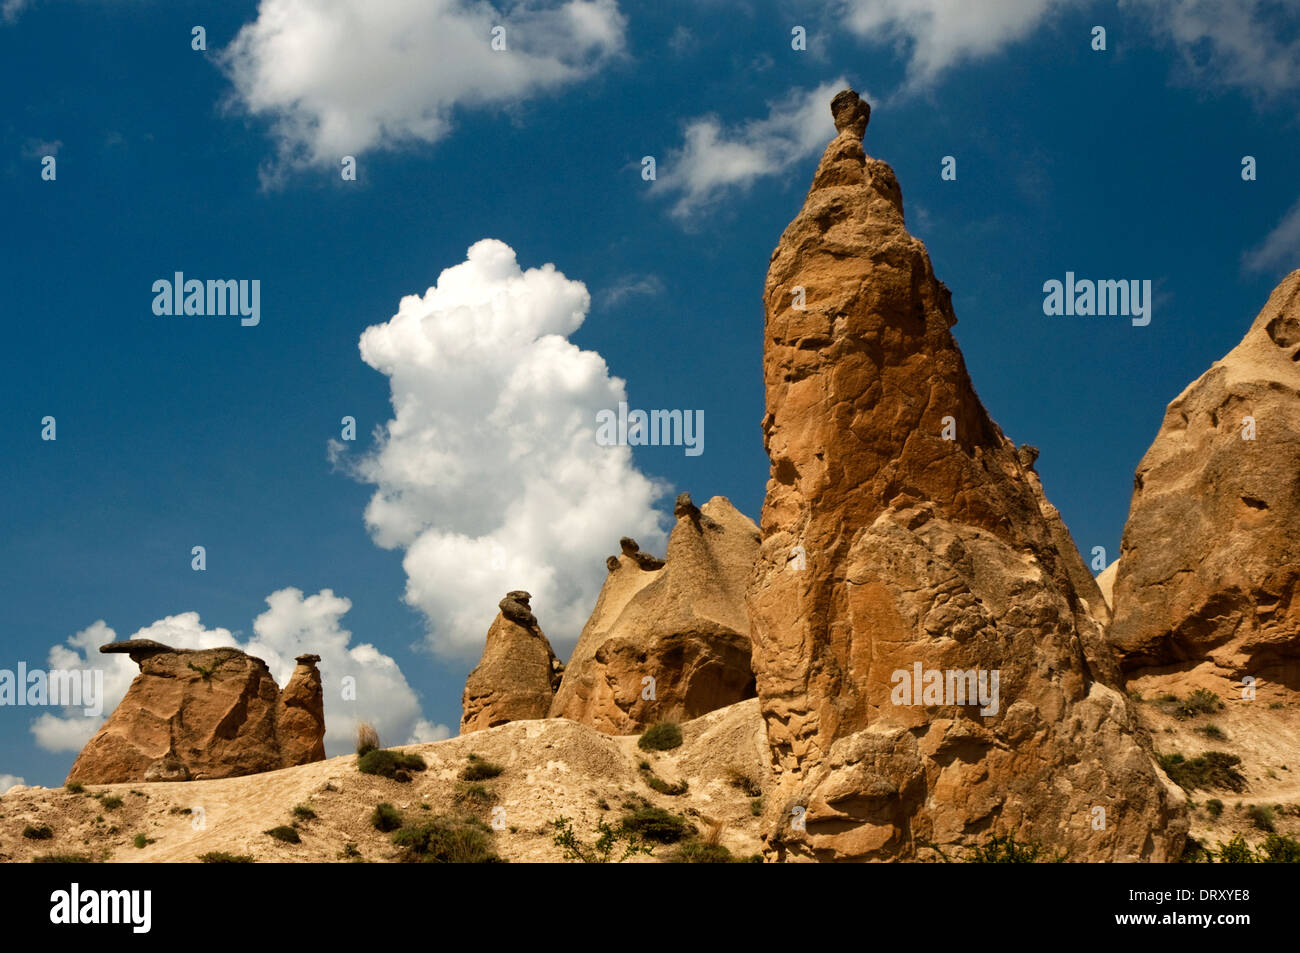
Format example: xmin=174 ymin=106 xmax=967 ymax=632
xmin=3 ymin=0 xmax=1299 ymax=788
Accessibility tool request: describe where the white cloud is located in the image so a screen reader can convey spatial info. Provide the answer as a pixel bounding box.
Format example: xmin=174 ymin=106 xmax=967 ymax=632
xmin=1 ymin=0 xmax=30 ymax=23
xmin=1130 ymin=0 xmax=1300 ymax=98
xmin=32 ymin=589 xmax=433 ymax=758
xmin=218 ymin=0 xmax=626 ymax=172
xmin=1243 ymin=197 xmax=1300 ymax=275
xmin=837 ymin=0 xmax=1073 ymax=87
xmin=350 ymin=238 xmax=668 ymax=659
xmin=0 ymin=773 xmax=26 ymax=793
xmin=655 ymin=79 xmax=847 ymax=219
xmin=597 ymin=274 xmax=665 ymax=308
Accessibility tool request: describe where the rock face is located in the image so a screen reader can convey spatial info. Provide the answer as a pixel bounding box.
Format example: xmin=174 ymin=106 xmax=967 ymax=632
xmin=460 ymin=592 xmax=563 ymax=734
xmin=550 ymin=494 xmax=760 ymax=734
xmin=747 ymin=90 xmax=1186 ymax=862
xmin=1110 ymin=271 xmax=1300 ymax=685
xmin=67 ymin=640 xmax=326 ymax=785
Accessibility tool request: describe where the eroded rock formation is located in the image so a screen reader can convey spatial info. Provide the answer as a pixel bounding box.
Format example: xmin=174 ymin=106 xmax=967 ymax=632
xmin=747 ymin=90 xmax=1186 ymax=862
xmin=67 ymin=640 xmax=326 ymax=784
xmin=460 ymin=591 xmax=563 ymax=733
xmin=1110 ymin=271 xmax=1300 ymax=687
xmin=550 ymin=494 xmax=760 ymax=733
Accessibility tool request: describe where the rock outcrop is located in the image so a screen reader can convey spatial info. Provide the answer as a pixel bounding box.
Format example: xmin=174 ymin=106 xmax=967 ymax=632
xmin=67 ymin=641 xmax=326 ymax=785
xmin=460 ymin=592 xmax=563 ymax=733
xmin=1110 ymin=271 xmax=1300 ymax=686
xmin=747 ymin=90 xmax=1186 ymax=862
xmin=550 ymin=494 xmax=760 ymax=733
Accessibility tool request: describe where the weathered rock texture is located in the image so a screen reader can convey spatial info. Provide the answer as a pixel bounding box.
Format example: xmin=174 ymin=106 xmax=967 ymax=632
xmin=461 ymin=592 xmax=563 ymax=733
xmin=67 ymin=641 xmax=326 ymax=785
xmin=550 ymin=494 xmax=760 ymax=733
xmin=1110 ymin=271 xmax=1300 ymax=687
xmin=747 ymin=90 xmax=1186 ymax=862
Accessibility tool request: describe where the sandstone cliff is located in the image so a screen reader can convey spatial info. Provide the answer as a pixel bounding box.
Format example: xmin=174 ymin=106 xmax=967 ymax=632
xmin=746 ymin=89 xmax=1186 ymax=862
xmin=1110 ymin=270 xmax=1300 ymax=687
xmin=549 ymin=493 xmax=759 ymax=733
xmin=460 ymin=591 xmax=563 ymax=733
xmin=66 ymin=640 xmax=326 ymax=785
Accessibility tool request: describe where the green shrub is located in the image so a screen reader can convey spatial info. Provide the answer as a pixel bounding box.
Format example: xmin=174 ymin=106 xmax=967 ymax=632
xmin=265 ymin=825 xmax=301 ymax=844
xmin=1259 ymin=834 xmax=1300 ymax=863
xmin=1215 ymin=835 xmax=1256 ymax=863
xmin=724 ymin=766 xmax=761 ymax=797
xmin=291 ymin=803 xmax=317 ymax=821
xmin=455 ymin=783 xmax=495 ymax=807
xmin=619 ymin=807 xmax=693 ymax=844
xmin=371 ymin=802 xmax=403 ymax=832
xmin=460 ymin=755 xmax=504 ymax=781
xmin=1247 ymin=804 xmax=1276 ymax=832
xmin=199 ymin=851 xmax=254 ymax=863
xmin=391 ymin=815 xmax=503 ymax=863
xmin=132 ymin=834 xmax=153 ymax=849
xmin=340 ymin=843 xmax=361 ymax=859
xmin=639 ymin=764 xmax=688 ymax=796
xmin=638 ymin=722 xmax=683 ymax=752
xmin=33 ymin=853 xmax=93 ymax=863
xmin=22 ymin=824 xmax=53 ymax=840
xmin=1180 ymin=689 xmax=1222 ymax=717
xmin=357 ymin=748 xmax=427 ymax=780
xmin=1158 ymin=752 xmax=1246 ymax=792
xmin=671 ymin=840 xmax=737 ymax=863
xmin=964 ymin=834 xmax=1065 ymax=863
xmin=551 ymin=815 xmax=654 ymax=863
xmin=101 ymin=795 xmax=124 ymax=810
xmin=64 ymin=782 xmax=84 ymax=794
xmin=751 ymin=797 xmax=764 ymax=817
xmin=1197 ymin=724 xmax=1227 ymax=740
xmin=1206 ymin=798 xmax=1224 ymax=818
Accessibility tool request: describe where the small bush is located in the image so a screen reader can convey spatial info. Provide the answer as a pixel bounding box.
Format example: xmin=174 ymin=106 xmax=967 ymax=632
xmin=357 ymin=748 xmax=427 ymax=780
xmin=638 ymin=722 xmax=683 ymax=752
xmin=1158 ymin=752 xmax=1246 ymax=792
xmin=199 ymin=852 xmax=254 ymax=863
xmin=356 ymin=722 xmax=380 ymax=757
xmin=671 ymin=840 xmax=736 ymax=863
xmin=64 ymin=782 xmax=85 ymax=794
xmin=751 ymin=797 xmax=764 ymax=817
xmin=392 ymin=815 xmax=503 ymax=863
xmin=34 ymin=853 xmax=93 ymax=863
xmin=620 ymin=807 xmax=693 ymax=844
xmin=340 ymin=843 xmax=361 ymax=859
xmin=1179 ymin=689 xmax=1222 ymax=717
xmin=292 ymin=803 xmax=317 ymax=821
xmin=724 ymin=766 xmax=761 ymax=797
xmin=1259 ymin=833 xmax=1300 ymax=863
xmin=101 ymin=795 xmax=124 ymax=810
xmin=1197 ymin=724 xmax=1227 ymax=740
xmin=265 ymin=825 xmax=301 ymax=844
xmin=964 ymin=834 xmax=1065 ymax=863
xmin=460 ymin=756 xmax=504 ymax=782
xmin=132 ymin=834 xmax=153 ymax=849
xmin=640 ymin=764 xmax=688 ymax=796
xmin=22 ymin=824 xmax=54 ymax=840
xmin=1215 ymin=835 xmax=1256 ymax=863
xmin=1206 ymin=798 xmax=1224 ymax=818
xmin=551 ymin=815 xmax=654 ymax=863
xmin=1247 ymin=804 xmax=1276 ymax=832
xmin=455 ymin=783 xmax=495 ymax=807
xmin=371 ymin=802 xmax=403 ymax=832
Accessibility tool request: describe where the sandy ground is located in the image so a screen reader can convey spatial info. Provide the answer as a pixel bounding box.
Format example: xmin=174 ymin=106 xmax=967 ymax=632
xmin=0 ymin=699 xmax=770 ymax=864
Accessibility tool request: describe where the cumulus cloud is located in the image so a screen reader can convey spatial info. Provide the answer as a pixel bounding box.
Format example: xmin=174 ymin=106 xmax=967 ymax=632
xmin=218 ymin=0 xmax=626 ymax=172
xmin=837 ymin=0 xmax=1074 ymax=87
xmin=655 ymin=78 xmax=847 ymax=219
xmin=0 ymin=773 xmax=26 ymax=793
xmin=1243 ymin=197 xmax=1300 ymax=276
xmin=32 ymin=589 xmax=444 ymax=758
xmin=1129 ymin=0 xmax=1300 ymax=98
xmin=349 ymin=239 xmax=668 ymax=659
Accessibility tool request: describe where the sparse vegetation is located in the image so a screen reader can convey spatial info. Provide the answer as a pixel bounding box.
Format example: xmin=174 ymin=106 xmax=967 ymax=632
xmin=619 ymin=806 xmax=694 ymax=844
xmin=1158 ymin=751 xmax=1246 ymax=792
xmin=199 ymin=851 xmax=254 ymax=863
xmin=964 ymin=834 xmax=1065 ymax=863
xmin=64 ymin=782 xmax=84 ymax=794
xmin=391 ymin=814 xmax=503 ymax=863
xmin=455 ymin=783 xmax=495 ymax=807
xmin=1196 ymin=724 xmax=1227 ymax=740
xmin=371 ymin=802 xmax=403 ymax=832
xmin=551 ymin=815 xmax=654 ymax=863
xmin=1247 ymin=804 xmax=1276 ymax=832
xmin=638 ymin=722 xmax=683 ymax=751
xmin=1206 ymin=798 xmax=1224 ymax=818
xmin=357 ymin=748 xmax=427 ymax=780
xmin=33 ymin=853 xmax=94 ymax=863
xmin=22 ymin=824 xmax=54 ymax=840
xmin=751 ymin=797 xmax=764 ymax=817
xmin=639 ymin=763 xmax=688 ymax=796
xmin=356 ymin=721 xmax=380 ymax=757
xmin=1159 ymin=689 xmax=1222 ymax=719
xmin=340 ymin=843 xmax=362 ymax=859
xmin=725 ymin=766 xmax=762 ymax=797
xmin=460 ymin=754 xmax=504 ymax=781
xmin=265 ymin=825 xmax=301 ymax=844
xmin=168 ymin=806 xmax=192 ymax=815
xmin=100 ymin=795 xmax=124 ymax=810
xmin=292 ymin=803 xmax=317 ymax=821
xmin=132 ymin=834 xmax=154 ymax=849
xmin=671 ymin=840 xmax=737 ymax=863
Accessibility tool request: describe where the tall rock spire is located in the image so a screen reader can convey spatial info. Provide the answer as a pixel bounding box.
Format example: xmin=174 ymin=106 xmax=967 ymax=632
xmin=747 ymin=90 xmax=1184 ymax=861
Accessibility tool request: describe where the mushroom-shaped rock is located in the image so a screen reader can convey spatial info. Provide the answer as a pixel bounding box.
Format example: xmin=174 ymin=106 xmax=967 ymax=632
xmin=461 ymin=592 xmax=563 ymax=733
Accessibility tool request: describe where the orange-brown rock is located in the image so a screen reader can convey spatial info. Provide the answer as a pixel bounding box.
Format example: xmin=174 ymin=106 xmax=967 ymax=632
xmin=747 ymin=90 xmax=1186 ymax=862
xmin=1110 ymin=271 xmax=1300 ymax=686
xmin=460 ymin=591 xmax=563 ymax=733
xmin=550 ymin=494 xmax=760 ymax=733
xmin=66 ymin=640 xmax=326 ymax=785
